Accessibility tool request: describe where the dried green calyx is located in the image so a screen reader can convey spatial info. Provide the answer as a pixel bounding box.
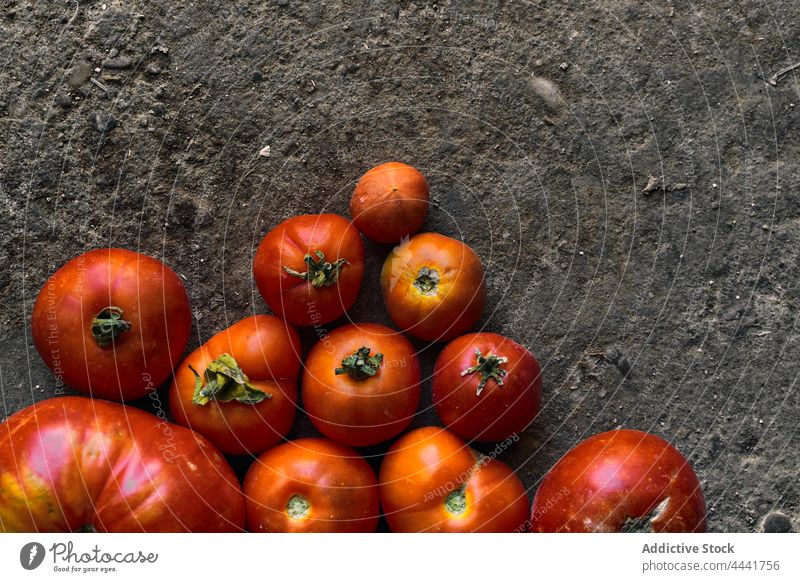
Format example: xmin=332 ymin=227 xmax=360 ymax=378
xmin=461 ymin=350 xmax=509 ymax=396
xmin=335 ymin=346 xmax=383 ymax=381
xmin=283 ymin=250 xmax=348 ymax=288
xmin=91 ymin=306 xmax=131 ymax=347
xmin=191 ymin=353 xmax=271 ymax=405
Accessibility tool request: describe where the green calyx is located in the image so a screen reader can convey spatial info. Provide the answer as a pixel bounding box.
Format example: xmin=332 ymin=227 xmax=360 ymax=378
xmin=91 ymin=306 xmax=132 ymax=347
xmin=190 ymin=353 xmax=271 ymax=406
xmin=444 ymin=487 xmax=467 ymax=516
xmin=335 ymin=346 xmax=383 ymax=381
xmin=283 ymin=250 xmax=348 ymax=288
xmin=413 ymin=266 xmax=440 ymax=294
xmin=461 ymin=350 xmax=509 ymax=396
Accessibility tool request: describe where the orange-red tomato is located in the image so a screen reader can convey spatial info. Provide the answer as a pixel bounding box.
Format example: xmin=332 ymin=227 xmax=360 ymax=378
xmin=433 ymin=332 xmax=542 ymax=442
xmin=379 ymin=427 xmax=529 ymax=532
xmin=530 ymin=429 xmax=707 ymax=532
xmin=381 ymin=233 xmax=486 ymax=342
xmin=0 ymin=397 xmax=244 ymax=532
xmin=244 ymin=438 xmax=380 ymax=532
xmin=302 ymin=323 xmax=421 ymax=447
xmin=169 ymin=315 xmax=301 ymax=455
xmin=31 ymin=248 xmax=191 ymax=401
xmin=349 ymin=161 xmax=429 ymax=244
xmin=253 ymin=214 xmax=364 ymax=326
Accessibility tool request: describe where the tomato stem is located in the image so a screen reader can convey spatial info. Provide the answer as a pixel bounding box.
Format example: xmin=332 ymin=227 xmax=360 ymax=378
xmin=283 ymin=250 xmax=348 ymax=288
xmin=413 ymin=266 xmax=439 ymax=294
xmin=335 ymin=346 xmax=383 ymax=380
xmin=444 ymin=486 xmax=467 ymax=516
xmin=190 ymin=353 xmax=271 ymax=405
xmin=461 ymin=350 xmax=509 ymax=396
xmin=286 ymin=494 xmax=311 ymax=520
xmin=91 ymin=306 xmax=132 ymax=347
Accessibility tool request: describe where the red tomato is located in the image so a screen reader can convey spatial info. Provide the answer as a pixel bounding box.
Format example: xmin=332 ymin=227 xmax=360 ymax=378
xmin=381 ymin=233 xmax=486 ymax=342
xmin=0 ymin=396 xmax=245 ymax=532
xmin=302 ymin=323 xmax=421 ymax=447
xmin=433 ymin=332 xmax=542 ymax=442
xmin=530 ymin=429 xmax=707 ymax=532
xmin=379 ymin=427 xmax=529 ymax=532
xmin=253 ymin=214 xmax=364 ymax=326
xmin=31 ymin=248 xmax=191 ymax=401
xmin=349 ymin=161 xmax=429 ymax=244
xmin=169 ymin=315 xmax=301 ymax=455
xmin=244 ymin=438 xmax=380 ymax=532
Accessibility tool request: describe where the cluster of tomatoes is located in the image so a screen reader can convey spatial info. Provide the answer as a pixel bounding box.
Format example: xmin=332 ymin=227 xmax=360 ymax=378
xmin=0 ymin=162 xmax=707 ymax=533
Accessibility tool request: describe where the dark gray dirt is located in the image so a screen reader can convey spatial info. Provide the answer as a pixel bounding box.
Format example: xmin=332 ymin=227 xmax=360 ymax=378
xmin=1 ymin=0 xmax=799 ymax=532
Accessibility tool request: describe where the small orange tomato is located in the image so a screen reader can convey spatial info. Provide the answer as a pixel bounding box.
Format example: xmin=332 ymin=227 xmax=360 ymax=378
xmin=169 ymin=315 xmax=301 ymax=455
xmin=244 ymin=438 xmax=380 ymax=533
xmin=381 ymin=233 xmax=486 ymax=342
xmin=379 ymin=427 xmax=529 ymax=532
xmin=253 ymin=214 xmax=364 ymax=326
xmin=349 ymin=161 xmax=429 ymax=244
xmin=302 ymin=323 xmax=421 ymax=447
xmin=433 ymin=332 xmax=542 ymax=442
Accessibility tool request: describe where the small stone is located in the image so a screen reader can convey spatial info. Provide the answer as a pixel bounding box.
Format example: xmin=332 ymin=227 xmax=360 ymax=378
xmin=145 ymin=63 xmax=161 ymax=75
xmin=277 ymin=0 xmax=289 ymax=6
xmin=55 ymin=92 xmax=73 ymax=109
xmin=102 ymin=56 xmax=132 ymax=69
xmin=68 ymin=61 xmax=93 ymax=88
xmin=762 ymin=512 xmax=792 ymax=533
xmin=251 ymin=71 xmax=264 ymax=83
xmin=89 ymin=111 xmax=117 ymax=133
xmin=108 ymin=48 xmax=119 ymax=58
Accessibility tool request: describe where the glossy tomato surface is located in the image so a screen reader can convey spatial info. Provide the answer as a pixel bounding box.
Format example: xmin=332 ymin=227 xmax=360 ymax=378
xmin=244 ymin=438 xmax=379 ymax=532
xmin=381 ymin=233 xmax=486 ymax=342
xmin=302 ymin=323 xmax=421 ymax=447
xmin=349 ymin=161 xmax=429 ymax=243
xmin=0 ymin=396 xmax=245 ymax=532
xmin=433 ymin=332 xmax=542 ymax=442
xmin=530 ymin=429 xmax=707 ymax=532
xmin=169 ymin=315 xmax=301 ymax=455
xmin=31 ymin=248 xmax=192 ymax=401
xmin=253 ymin=214 xmax=364 ymax=326
xmin=379 ymin=427 xmax=528 ymax=532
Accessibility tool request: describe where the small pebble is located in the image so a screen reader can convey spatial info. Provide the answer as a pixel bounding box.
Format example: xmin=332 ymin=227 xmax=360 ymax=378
xmin=145 ymin=63 xmax=161 ymax=75
xmin=102 ymin=56 xmax=132 ymax=69
xmin=762 ymin=512 xmax=792 ymax=533
xmin=89 ymin=111 xmax=117 ymax=133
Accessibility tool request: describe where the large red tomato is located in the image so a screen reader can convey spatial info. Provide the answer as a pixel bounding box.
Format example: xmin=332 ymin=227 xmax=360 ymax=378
xmin=0 ymin=397 xmax=245 ymax=532
xmin=349 ymin=161 xmax=429 ymax=244
xmin=302 ymin=322 xmax=421 ymax=447
xmin=253 ymin=214 xmax=364 ymax=326
xmin=433 ymin=332 xmax=542 ymax=442
xmin=381 ymin=233 xmax=486 ymax=342
xmin=379 ymin=427 xmax=529 ymax=532
xmin=244 ymin=438 xmax=379 ymax=532
xmin=31 ymin=248 xmax=192 ymax=401
xmin=169 ymin=315 xmax=301 ymax=455
xmin=530 ymin=429 xmax=707 ymax=532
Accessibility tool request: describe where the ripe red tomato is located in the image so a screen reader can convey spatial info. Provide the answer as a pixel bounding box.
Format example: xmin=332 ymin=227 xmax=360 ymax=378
xmin=381 ymin=233 xmax=486 ymax=342
xmin=169 ymin=315 xmax=301 ymax=455
xmin=349 ymin=161 xmax=429 ymax=244
xmin=433 ymin=332 xmax=542 ymax=442
xmin=244 ymin=438 xmax=380 ymax=532
xmin=31 ymin=248 xmax=191 ymax=401
xmin=302 ymin=322 xmax=421 ymax=447
xmin=253 ymin=214 xmax=364 ymax=326
xmin=0 ymin=396 xmax=245 ymax=532
xmin=379 ymin=427 xmax=529 ymax=532
xmin=530 ymin=429 xmax=707 ymax=532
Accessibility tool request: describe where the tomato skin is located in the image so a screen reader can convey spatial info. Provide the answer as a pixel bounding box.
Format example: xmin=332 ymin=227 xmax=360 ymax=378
xmin=0 ymin=396 xmax=245 ymax=532
xmin=381 ymin=233 xmax=486 ymax=342
xmin=433 ymin=333 xmax=542 ymax=442
xmin=379 ymin=427 xmax=529 ymax=532
xmin=530 ymin=429 xmax=707 ymax=533
xmin=244 ymin=438 xmax=380 ymax=533
xmin=169 ymin=315 xmax=302 ymax=455
xmin=349 ymin=161 xmax=429 ymax=244
xmin=31 ymin=248 xmax=192 ymax=401
xmin=253 ymin=214 xmax=364 ymax=326
xmin=302 ymin=323 xmax=421 ymax=447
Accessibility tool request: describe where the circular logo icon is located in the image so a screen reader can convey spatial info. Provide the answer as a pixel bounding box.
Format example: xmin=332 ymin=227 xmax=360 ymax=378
xmin=20 ymin=542 xmax=46 ymax=570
